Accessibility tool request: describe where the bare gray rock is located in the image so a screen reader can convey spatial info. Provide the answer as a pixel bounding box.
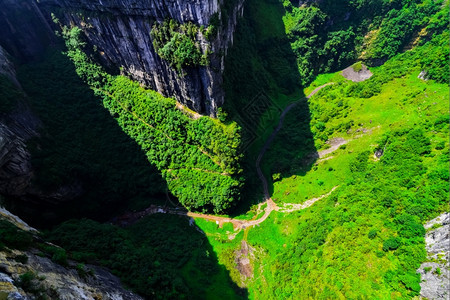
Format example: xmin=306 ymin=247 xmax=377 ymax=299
xmin=0 ymin=46 xmax=20 ymax=87
xmin=342 ymin=63 xmax=373 ymax=82
xmin=417 ymin=212 xmax=450 ymax=300
xmin=418 ymin=70 xmax=429 ymax=81
xmin=0 ymin=118 xmax=33 ymax=198
xmin=0 ymin=0 xmax=54 ymax=61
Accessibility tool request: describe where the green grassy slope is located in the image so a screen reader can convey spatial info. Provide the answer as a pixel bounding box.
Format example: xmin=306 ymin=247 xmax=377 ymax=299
xmin=198 ymin=43 xmax=448 ymax=298
xmin=223 ymin=0 xmax=310 ymax=215
xmin=196 ymin=1 xmax=449 ymax=297
xmin=250 ymin=40 xmax=448 ymax=299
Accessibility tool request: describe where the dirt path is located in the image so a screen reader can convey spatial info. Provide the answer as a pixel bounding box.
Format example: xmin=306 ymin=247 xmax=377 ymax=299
xmin=255 ymin=83 xmax=334 ymax=200
xmin=113 ymin=83 xmax=337 ymax=230
xmin=276 ymin=186 xmax=339 ymax=213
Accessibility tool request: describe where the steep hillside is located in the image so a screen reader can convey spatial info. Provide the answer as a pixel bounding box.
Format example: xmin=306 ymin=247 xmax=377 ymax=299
xmin=0 ymin=209 xmax=143 ymax=299
xmin=190 ymin=0 xmax=449 ymax=298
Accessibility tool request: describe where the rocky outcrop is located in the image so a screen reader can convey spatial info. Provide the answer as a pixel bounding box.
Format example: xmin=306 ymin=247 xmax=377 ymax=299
xmin=0 ymin=210 xmax=143 ymax=300
xmin=0 ymin=47 xmax=20 ymax=87
xmin=0 ymin=123 xmax=33 ymax=198
xmin=341 ymin=63 xmax=373 ymax=82
xmin=0 ymin=254 xmax=144 ymax=299
xmin=235 ymin=240 xmax=255 ymax=280
xmin=417 ymin=212 xmax=449 ymax=300
xmin=38 ymin=0 xmax=245 ymax=116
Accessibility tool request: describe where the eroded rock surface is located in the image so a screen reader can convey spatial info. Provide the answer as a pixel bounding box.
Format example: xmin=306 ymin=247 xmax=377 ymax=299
xmin=38 ymin=0 xmax=245 ymax=116
xmin=417 ymin=212 xmax=450 ymax=300
xmin=0 ymin=210 xmax=143 ymax=300
xmin=0 ymin=46 xmax=82 ymax=204
xmin=342 ymin=63 xmax=373 ymax=82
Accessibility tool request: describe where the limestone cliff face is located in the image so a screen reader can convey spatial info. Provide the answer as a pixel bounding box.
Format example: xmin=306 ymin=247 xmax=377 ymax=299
xmin=0 ymin=46 xmax=36 ymax=198
xmin=38 ymin=0 xmax=245 ymax=116
xmin=0 ymin=0 xmax=54 ymax=61
xmin=0 ymin=123 xmax=33 ymax=198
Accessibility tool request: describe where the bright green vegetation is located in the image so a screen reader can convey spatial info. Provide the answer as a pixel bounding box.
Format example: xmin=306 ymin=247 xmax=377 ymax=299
xmin=15 ymin=49 xmax=165 ymax=224
xmin=198 ymin=1 xmax=449 ymax=298
xmin=47 ymin=216 xmax=245 ymax=299
xmin=223 ymin=0 xmax=303 ymax=214
xmin=193 ymin=219 xmax=247 ymax=286
xmin=203 ymin=56 xmax=449 ymax=298
xmin=351 ymin=61 xmax=363 ymax=72
xmin=281 ymin=0 xmax=448 ymax=85
xmin=62 ymin=26 xmax=243 ymax=213
xmin=2 ymin=0 xmax=448 ymax=299
xmin=151 ymin=19 xmax=209 ymax=72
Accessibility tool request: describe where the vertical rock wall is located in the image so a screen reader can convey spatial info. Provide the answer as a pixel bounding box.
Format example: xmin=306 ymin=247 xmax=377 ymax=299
xmin=38 ymin=0 xmax=245 ymax=116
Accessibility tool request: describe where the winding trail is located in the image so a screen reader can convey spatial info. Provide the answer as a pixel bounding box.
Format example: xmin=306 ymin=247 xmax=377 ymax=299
xmin=256 ymin=83 xmax=334 ymax=201
xmin=113 ymin=83 xmax=337 ymax=230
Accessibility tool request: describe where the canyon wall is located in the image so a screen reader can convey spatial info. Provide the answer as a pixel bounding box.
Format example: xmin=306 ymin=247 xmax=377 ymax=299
xmin=38 ymin=0 xmax=245 ymax=116
xmin=0 ymin=0 xmax=55 ymax=61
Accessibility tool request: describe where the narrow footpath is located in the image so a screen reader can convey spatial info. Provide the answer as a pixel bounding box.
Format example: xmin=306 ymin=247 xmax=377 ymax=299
xmin=114 ymin=83 xmax=337 ymax=230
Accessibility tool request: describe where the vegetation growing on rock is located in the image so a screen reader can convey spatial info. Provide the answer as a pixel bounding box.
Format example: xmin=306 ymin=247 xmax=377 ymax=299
xmin=151 ymin=19 xmax=210 ymax=72
xmin=62 ymin=26 xmax=243 ymax=213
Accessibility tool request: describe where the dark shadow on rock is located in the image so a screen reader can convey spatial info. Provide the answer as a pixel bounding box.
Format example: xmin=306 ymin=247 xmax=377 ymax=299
xmin=0 ymin=0 xmax=55 ymax=62
xmin=223 ymin=0 xmax=318 ymax=216
xmin=46 ymin=214 xmax=248 ymax=299
xmin=1 ymin=45 xmax=167 ymax=228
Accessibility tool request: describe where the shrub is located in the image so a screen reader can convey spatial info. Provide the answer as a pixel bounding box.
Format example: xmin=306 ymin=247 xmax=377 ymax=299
xmin=151 ymin=19 xmax=209 ymax=71
xmin=17 ymin=271 xmax=35 ymax=290
xmin=39 ymin=244 xmax=68 ymax=266
xmin=272 ymin=173 xmax=282 ymax=182
xmin=383 ymin=237 xmax=400 ymax=251
xmin=352 ymin=61 xmax=362 ymax=72
xmin=368 ymin=229 xmax=378 ymax=239
xmin=13 ymin=254 xmax=29 ymax=264
xmin=52 ymin=248 xmax=68 ymax=266
xmin=0 ymin=220 xmax=33 ymax=250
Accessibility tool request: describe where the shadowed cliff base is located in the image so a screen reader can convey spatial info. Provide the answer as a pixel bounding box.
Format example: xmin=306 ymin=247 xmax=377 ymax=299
xmin=223 ymin=0 xmax=317 ymax=216
xmin=0 ymin=2 xmax=249 ymax=296
xmin=46 ymin=214 xmax=248 ymax=299
xmin=1 ymin=46 xmax=168 ymax=228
